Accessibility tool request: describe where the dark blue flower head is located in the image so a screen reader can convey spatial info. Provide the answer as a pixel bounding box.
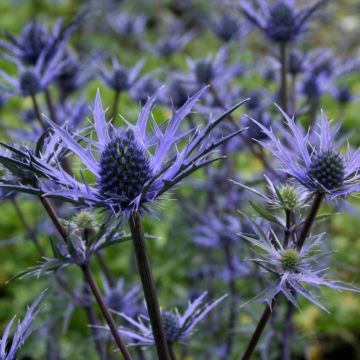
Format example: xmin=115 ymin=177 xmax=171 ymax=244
xmin=100 ymin=57 xmax=143 ymax=93
xmin=183 ymin=46 xmax=243 ymax=88
xmin=151 ymin=32 xmax=193 ymax=59
xmin=288 ymin=49 xmax=304 ymax=75
xmin=211 ymin=12 xmax=247 ymax=42
xmin=55 ymin=97 xmax=89 ymax=130
xmin=165 ymin=80 xmax=197 ymax=109
xmin=130 ymin=75 xmax=162 ymax=105
xmin=194 ymin=213 xmax=241 ymax=248
xmin=103 ymin=279 xmax=141 ymax=318
xmin=240 ymin=0 xmax=327 ymax=43
xmin=118 ymin=292 xmax=226 ymax=346
xmin=252 ymin=107 xmax=360 ymax=197
xmin=0 ymin=49 xmax=70 ymax=97
xmin=56 ymin=50 xmax=97 ymax=97
xmin=335 ymin=86 xmax=352 ymax=105
xmin=243 ymin=110 xmax=271 ymax=142
xmin=0 ymin=17 xmax=81 ymax=66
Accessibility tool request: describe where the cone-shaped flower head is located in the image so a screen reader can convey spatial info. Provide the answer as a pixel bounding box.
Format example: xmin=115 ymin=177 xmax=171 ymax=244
xmin=252 ymin=107 xmax=360 ymax=198
xmin=239 ymin=0 xmax=327 ymax=43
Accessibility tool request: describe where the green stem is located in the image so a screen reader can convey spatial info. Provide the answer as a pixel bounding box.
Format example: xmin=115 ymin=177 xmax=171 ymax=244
xmin=296 ymin=193 xmax=323 ymax=249
xmin=81 ymin=264 xmax=132 ymax=360
xmin=128 ymin=211 xmax=171 ymax=360
xmin=168 ymin=343 xmax=176 ymax=360
xmin=111 ymin=90 xmax=121 ymax=121
xmin=30 ymin=94 xmax=47 ymax=131
xmin=44 ymin=89 xmax=57 ymax=122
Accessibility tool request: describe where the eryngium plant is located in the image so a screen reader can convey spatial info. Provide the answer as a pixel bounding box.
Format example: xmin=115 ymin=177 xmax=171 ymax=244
xmin=0 ymin=87 xmax=246 ymax=217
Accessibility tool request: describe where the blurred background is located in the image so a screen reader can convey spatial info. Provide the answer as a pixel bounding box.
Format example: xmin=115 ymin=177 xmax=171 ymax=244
xmin=0 ymin=0 xmax=359 ymax=359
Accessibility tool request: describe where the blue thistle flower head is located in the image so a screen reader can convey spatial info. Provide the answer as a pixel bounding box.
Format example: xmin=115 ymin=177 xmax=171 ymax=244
xmin=1 ymin=21 xmax=48 ymax=65
xmin=130 ymin=75 xmax=162 ymax=106
xmin=152 ymin=32 xmax=193 ymax=59
xmin=118 ymin=292 xmax=227 ymax=346
xmin=211 ymin=12 xmax=247 ymax=42
xmin=241 ymin=220 xmax=360 ymax=312
xmin=0 ymin=48 xmax=71 ymax=98
xmin=0 ymin=17 xmax=81 ymax=66
xmin=252 ymin=107 xmax=360 ymax=197
xmin=288 ymin=49 xmax=304 ymax=75
xmin=240 ymin=0 xmax=327 ymax=43
xmin=335 ymin=86 xmax=352 ymax=105
xmin=194 ymin=213 xmax=241 ymax=248
xmin=184 ymin=46 xmax=243 ymax=88
xmin=104 ymin=279 xmax=141 ymax=318
xmin=21 ymin=87 xmax=246 ymax=216
xmin=56 ymin=50 xmax=96 ymax=97
xmin=100 ymin=57 xmax=144 ymax=93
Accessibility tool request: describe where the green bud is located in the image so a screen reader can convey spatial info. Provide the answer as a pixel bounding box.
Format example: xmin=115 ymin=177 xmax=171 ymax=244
xmin=281 ymin=249 xmax=300 ymax=270
xmin=279 ymin=185 xmax=299 ymax=211
xmin=72 ymin=211 xmax=98 ymax=239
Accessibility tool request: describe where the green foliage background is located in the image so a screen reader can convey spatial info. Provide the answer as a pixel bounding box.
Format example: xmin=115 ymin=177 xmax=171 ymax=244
xmin=0 ymin=0 xmax=359 ymax=359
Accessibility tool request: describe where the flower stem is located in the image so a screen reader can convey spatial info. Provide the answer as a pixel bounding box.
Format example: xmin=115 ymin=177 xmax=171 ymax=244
xmin=223 ymin=243 xmax=238 ymax=358
xmin=280 ymin=300 xmax=295 ymax=360
xmin=241 ymin=193 xmax=324 ymax=359
xmin=30 ymin=94 xmax=47 ymax=131
xmin=111 ymin=90 xmax=121 ymax=121
xmin=296 ymin=193 xmax=323 ymax=250
xmin=241 ymin=301 xmax=274 ymax=360
xmin=283 ymin=210 xmax=292 ymax=248
xmin=168 ymin=343 xmax=176 ymax=360
xmin=81 ymin=264 xmax=132 ymax=360
xmin=280 ymin=43 xmax=288 ymax=114
xmin=44 ymin=89 xmax=57 ymax=122
xmin=83 ymin=283 xmax=108 ymax=360
xmin=128 ymin=211 xmax=171 ymax=360
xmin=38 ymin=197 xmax=131 ymax=359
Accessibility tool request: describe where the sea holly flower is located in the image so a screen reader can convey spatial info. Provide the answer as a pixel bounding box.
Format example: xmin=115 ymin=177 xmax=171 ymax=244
xmin=251 ymin=108 xmax=360 ymax=197
xmin=0 ymin=17 xmax=81 ymax=66
xmin=210 ymin=12 xmax=248 ymax=42
xmin=99 ymin=57 xmax=144 ymax=93
xmin=182 ymin=46 xmax=243 ymax=88
xmin=231 ymin=176 xmax=308 ymax=214
xmin=0 ymin=49 xmax=70 ymax=97
xmin=56 ymin=50 xmax=98 ymax=98
xmin=150 ymin=32 xmax=193 ymax=59
xmin=239 ymin=0 xmax=327 ymax=43
xmin=130 ymin=75 xmax=162 ymax=106
xmin=0 ymin=290 xmax=46 ymax=360
xmin=241 ymin=221 xmax=360 ymax=312
xmin=117 ymin=292 xmax=227 ymax=346
xmin=194 ymin=213 xmax=241 ymax=248
xmin=0 ymin=87 xmax=246 ymax=216
xmin=104 ymin=279 xmax=141 ymax=317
